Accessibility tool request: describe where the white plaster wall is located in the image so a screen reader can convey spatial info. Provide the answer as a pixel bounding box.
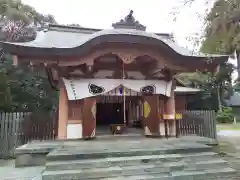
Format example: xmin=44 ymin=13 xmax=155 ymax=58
xmin=159 ymin=121 xmax=165 ymax=136
xmin=67 ymin=124 xmax=82 ymax=139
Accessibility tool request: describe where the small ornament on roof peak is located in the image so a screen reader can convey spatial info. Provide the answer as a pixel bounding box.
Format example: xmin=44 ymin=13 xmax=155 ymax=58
xmin=112 ymin=10 xmax=146 ymax=31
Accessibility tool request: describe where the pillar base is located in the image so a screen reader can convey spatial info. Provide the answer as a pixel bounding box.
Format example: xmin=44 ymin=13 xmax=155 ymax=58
xmin=145 ymin=134 xmax=162 ymax=138
xmin=161 ymin=119 xmax=176 ymax=137
xmin=168 ymin=120 xmax=176 ymax=137
xmin=83 ymin=137 xmax=96 ymax=140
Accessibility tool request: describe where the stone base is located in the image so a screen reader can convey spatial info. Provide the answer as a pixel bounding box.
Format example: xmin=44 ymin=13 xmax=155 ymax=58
xmin=13 ymin=135 xmax=217 ymax=167
xmin=14 ymin=141 xmax=61 ymax=167
xmin=15 ymin=153 xmax=47 ymax=167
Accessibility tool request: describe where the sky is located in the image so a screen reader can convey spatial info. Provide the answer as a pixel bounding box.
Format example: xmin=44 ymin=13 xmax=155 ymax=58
xmin=228 ymin=51 xmax=238 ymax=84
xmin=21 ymin=0 xmax=212 ymax=49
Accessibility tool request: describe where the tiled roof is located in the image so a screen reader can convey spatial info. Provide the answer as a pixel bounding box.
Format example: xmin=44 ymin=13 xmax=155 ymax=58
xmin=2 ymin=24 xmax=228 ymax=58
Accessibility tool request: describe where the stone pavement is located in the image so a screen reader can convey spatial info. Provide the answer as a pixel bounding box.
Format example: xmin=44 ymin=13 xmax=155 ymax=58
xmin=0 ymin=136 xmax=231 ymax=180
xmin=0 ymin=160 xmax=44 ymax=180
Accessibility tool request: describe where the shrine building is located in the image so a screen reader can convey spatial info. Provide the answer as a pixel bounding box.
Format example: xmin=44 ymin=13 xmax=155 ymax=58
xmin=0 ymin=11 xmax=228 ymax=140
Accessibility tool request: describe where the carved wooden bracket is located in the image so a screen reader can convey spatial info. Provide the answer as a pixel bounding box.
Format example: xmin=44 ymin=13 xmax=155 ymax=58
xmin=58 ymin=47 xmax=167 ymax=67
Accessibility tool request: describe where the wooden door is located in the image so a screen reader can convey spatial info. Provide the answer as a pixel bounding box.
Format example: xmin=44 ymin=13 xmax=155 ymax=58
xmin=82 ymin=98 xmax=96 ymax=139
xmin=143 ymin=95 xmax=160 ymax=137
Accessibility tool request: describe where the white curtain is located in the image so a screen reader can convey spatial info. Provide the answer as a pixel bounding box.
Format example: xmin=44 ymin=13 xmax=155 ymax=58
xmin=63 ymin=78 xmax=172 ymax=100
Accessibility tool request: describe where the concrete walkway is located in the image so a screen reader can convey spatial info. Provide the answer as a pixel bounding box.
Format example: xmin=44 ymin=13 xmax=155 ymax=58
xmin=217 ymin=130 xmax=240 ymax=151
xmin=216 ymin=130 xmax=240 ymax=178
xmin=0 ymin=160 xmax=44 ymax=180
xmin=218 ymin=130 xmax=240 ymax=137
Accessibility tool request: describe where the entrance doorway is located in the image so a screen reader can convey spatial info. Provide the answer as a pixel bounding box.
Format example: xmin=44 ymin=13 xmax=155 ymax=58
xmin=96 ymin=96 xmax=145 ymax=136
xmin=96 ymin=103 xmax=124 ymax=135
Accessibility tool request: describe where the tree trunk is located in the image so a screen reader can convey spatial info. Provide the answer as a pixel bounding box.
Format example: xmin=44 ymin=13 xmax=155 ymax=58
xmin=217 ymin=86 xmax=222 ymax=112
xmin=237 ymin=51 xmax=240 ymax=79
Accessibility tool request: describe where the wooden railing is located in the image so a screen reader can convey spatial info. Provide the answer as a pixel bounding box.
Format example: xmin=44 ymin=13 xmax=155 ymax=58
xmin=0 ymin=111 xmax=57 ymax=158
xmin=0 ymin=110 xmax=216 ymax=158
xmin=178 ymin=110 xmax=216 ymax=139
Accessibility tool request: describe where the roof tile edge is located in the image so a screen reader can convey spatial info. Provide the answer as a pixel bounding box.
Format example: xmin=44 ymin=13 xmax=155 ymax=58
xmin=48 ymin=24 xmax=172 ymax=38
xmin=48 ymin=24 xmax=102 ymax=34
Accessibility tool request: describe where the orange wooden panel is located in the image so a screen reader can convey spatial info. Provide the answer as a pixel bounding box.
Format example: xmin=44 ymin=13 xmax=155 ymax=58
xmin=82 ymin=98 xmax=96 ymax=139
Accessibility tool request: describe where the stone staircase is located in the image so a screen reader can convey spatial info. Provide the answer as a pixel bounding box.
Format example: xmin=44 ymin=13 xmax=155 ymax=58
xmin=42 ymin=141 xmax=237 ymax=180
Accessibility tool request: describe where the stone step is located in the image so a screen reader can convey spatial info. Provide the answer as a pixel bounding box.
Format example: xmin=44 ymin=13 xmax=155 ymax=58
xmin=42 ymin=166 xmax=236 ymax=180
xmin=100 ymin=167 xmax=237 ymax=180
xmin=47 ymin=145 xmax=212 ymax=162
xmin=182 ymin=159 xmax=228 ymax=171
xmin=47 ymin=159 xmax=228 ymax=174
xmin=46 ymin=152 xmax=219 ymax=171
xmin=171 ymin=167 xmax=236 ymax=180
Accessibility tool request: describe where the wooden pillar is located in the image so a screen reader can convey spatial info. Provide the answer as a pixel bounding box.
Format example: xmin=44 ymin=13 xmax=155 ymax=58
xmin=57 ymin=86 xmax=68 ymax=139
xmin=82 ymin=97 xmax=96 ymax=139
xmin=159 ymin=96 xmax=165 ymax=136
xmin=143 ymin=95 xmax=160 ymax=137
xmin=164 ymin=88 xmax=176 ymax=136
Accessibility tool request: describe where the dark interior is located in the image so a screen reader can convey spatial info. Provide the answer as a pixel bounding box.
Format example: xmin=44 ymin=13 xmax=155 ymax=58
xmin=96 ymin=103 xmax=124 ymax=125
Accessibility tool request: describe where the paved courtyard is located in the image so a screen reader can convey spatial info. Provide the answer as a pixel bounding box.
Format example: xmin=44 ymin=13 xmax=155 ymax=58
xmin=0 ymin=160 xmax=44 ymax=180
xmin=218 ymin=130 xmax=240 ymax=151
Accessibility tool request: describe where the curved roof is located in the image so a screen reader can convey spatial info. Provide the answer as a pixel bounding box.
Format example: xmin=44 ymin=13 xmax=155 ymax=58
xmin=0 ymin=24 xmax=229 ymax=61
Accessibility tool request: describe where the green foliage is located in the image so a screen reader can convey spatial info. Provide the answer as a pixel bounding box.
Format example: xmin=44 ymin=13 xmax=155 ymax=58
xmin=0 ymin=0 xmax=58 ymax=112
xmin=0 ymin=55 xmax=58 ymax=112
xmin=201 ymin=0 xmax=240 ymax=92
xmin=201 ymin=0 xmax=240 ymax=54
xmin=176 ymin=61 xmax=234 ymax=111
xmin=216 ymin=107 xmax=234 ymax=123
xmin=201 ymin=0 xmax=240 ymax=109
xmin=0 ymin=0 xmax=57 ymax=42
xmin=0 ymin=0 xmax=57 ymax=25
xmin=178 ymin=0 xmax=239 ymax=111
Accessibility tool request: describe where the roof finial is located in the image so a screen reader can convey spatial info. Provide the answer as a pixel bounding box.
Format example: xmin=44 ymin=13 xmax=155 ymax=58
xmin=129 ymin=10 xmax=133 ymax=17
xmin=125 ymin=10 xmax=135 ymax=23
xmin=112 ymin=10 xmax=146 ymax=31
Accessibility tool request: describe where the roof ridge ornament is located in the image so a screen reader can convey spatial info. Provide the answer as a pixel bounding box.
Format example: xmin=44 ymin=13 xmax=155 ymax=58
xmin=112 ymin=10 xmax=146 ymax=31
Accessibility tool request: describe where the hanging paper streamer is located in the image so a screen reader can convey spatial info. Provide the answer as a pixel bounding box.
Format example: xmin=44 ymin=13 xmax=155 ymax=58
xmin=63 ymin=78 xmax=172 ymax=100
xmin=119 ymin=86 xmax=123 ymax=95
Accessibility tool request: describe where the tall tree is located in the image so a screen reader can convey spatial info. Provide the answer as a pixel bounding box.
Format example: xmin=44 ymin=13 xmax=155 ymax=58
xmin=0 ymin=0 xmax=58 ymax=112
xmin=0 ymin=0 xmax=56 ymax=42
xmin=174 ymin=0 xmax=237 ymax=111
xmin=201 ymin=0 xmax=240 ymax=55
xmin=200 ymin=0 xmax=239 ymax=109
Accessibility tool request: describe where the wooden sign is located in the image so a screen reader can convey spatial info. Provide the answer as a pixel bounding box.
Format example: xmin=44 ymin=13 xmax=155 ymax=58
xmin=163 ymin=114 xmax=175 ymax=120
xmin=162 ymin=113 xmax=183 ymax=120
xmin=175 ymin=113 xmax=182 ymax=120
